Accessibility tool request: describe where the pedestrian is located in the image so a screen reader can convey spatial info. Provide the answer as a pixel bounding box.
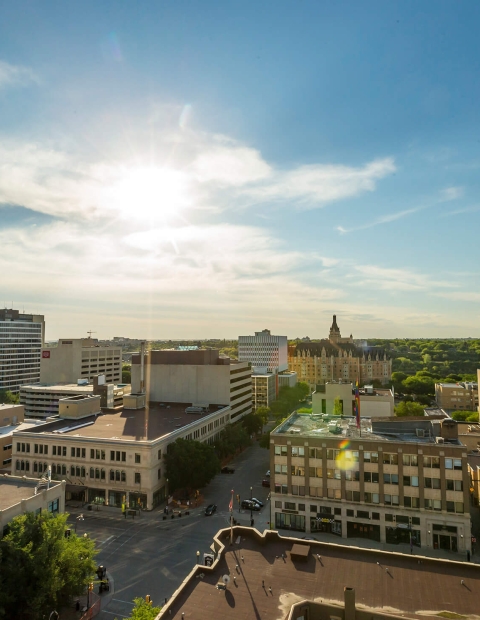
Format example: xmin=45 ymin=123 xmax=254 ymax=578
xmin=410 ymin=539 xmax=413 ymax=554
xmin=467 ymin=550 xmax=471 ymax=562
xmin=250 ymin=518 xmax=254 ymax=527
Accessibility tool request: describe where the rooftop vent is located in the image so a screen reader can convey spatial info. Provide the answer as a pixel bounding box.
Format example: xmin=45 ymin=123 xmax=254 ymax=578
xmin=416 ymin=429 xmax=425 ymax=438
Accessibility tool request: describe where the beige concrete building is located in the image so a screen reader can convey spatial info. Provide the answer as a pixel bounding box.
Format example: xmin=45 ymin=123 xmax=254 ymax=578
xmin=0 ymin=308 xmax=45 ymax=393
xmin=0 ymin=404 xmax=45 ymax=474
xmin=40 ymin=338 xmax=122 ymax=385
xmin=277 ymin=371 xmax=297 ymax=389
xmin=131 ymin=349 xmax=252 ymax=422
xmin=0 ymin=475 xmax=65 ymax=536
xmin=435 ymin=381 xmax=478 ymax=412
xmin=20 ymin=380 xmax=130 ymax=419
xmin=12 ymin=401 xmax=233 ymax=511
xmin=312 ymin=382 xmax=394 ymax=417
xmin=252 ymin=373 xmax=276 ymax=409
xmin=288 ymin=315 xmax=392 ymax=389
xmin=269 ymin=413 xmax=471 ymax=553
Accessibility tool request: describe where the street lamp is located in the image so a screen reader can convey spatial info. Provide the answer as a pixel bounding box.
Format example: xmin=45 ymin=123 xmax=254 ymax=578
xmin=196 ymin=550 xmax=200 ymax=564
xmin=250 ymin=486 xmax=253 ymax=524
xmin=75 ymin=514 xmax=84 ymax=533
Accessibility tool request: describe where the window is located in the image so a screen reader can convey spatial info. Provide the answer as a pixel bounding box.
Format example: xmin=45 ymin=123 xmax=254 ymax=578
xmin=384 ymin=494 xmax=399 ymax=506
xmin=110 ymin=470 xmax=114 ymax=481
xmin=345 ymin=470 xmax=359 ymax=481
xmin=285 ymin=502 xmax=296 ymax=510
xmin=71 ymin=447 xmax=75 ymax=457
xmin=334 ymin=507 xmax=341 ymax=515
xmin=423 ymin=456 xmax=440 ymax=468
xmin=158 ymin=449 xmax=162 ymax=459
xmin=347 ymin=509 xmax=354 ymax=517
xmin=372 ymin=512 xmax=380 ymax=520
xmin=48 ymin=499 xmax=59 ymax=514
xmin=298 ymin=503 xmax=305 ymax=511
xmin=383 ymin=453 xmax=398 ymax=465
xmin=424 ymin=499 xmax=441 ymax=511
xmin=310 ymin=505 xmax=317 ymax=513
xmin=424 ymin=477 xmax=441 ymax=489
xmin=383 ymin=474 xmax=399 ymax=485
xmin=357 ymin=510 xmax=369 ymax=519
xmin=453 ymin=459 xmax=462 ymax=470
xmin=275 ymin=501 xmax=282 ymax=508
xmin=445 ymin=458 xmax=453 ymax=469
xmin=274 ymin=445 xmax=287 ymax=456
xmin=291 ymin=465 xmax=305 ymax=476
xmin=158 ymin=468 xmax=161 ymax=479
xmin=135 ymin=454 xmax=141 ymax=464
xmin=345 ymin=490 xmax=360 ymax=502
xmin=404 ymin=496 xmax=420 ymax=509
xmin=135 ymin=473 xmax=141 ymax=484
xmin=402 ymin=454 xmax=418 ymax=466
xmin=364 ymin=471 xmax=379 ymax=483
xmin=385 ymin=513 xmax=393 ymax=522
xmin=327 ymin=488 xmax=341 ymax=500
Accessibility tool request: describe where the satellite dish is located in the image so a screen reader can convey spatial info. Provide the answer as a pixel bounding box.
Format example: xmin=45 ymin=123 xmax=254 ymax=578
xmin=222 ymin=575 xmax=230 ymax=584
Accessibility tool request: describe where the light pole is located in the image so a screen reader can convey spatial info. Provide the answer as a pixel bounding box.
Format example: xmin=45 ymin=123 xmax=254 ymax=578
xmin=75 ymin=514 xmax=84 ymax=533
xmin=250 ymin=486 xmax=253 ymax=524
xmin=196 ymin=550 xmax=200 ymax=564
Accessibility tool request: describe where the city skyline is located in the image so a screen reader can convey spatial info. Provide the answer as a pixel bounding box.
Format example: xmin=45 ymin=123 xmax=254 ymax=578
xmin=1 ymin=1 xmax=480 ymax=339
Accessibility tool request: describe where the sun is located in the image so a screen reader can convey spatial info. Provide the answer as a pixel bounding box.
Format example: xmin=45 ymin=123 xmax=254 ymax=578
xmin=108 ymin=166 xmax=190 ymax=222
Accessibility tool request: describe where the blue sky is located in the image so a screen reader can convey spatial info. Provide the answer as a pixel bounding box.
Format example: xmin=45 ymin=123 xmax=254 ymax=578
xmin=1 ymin=1 xmax=479 ymax=339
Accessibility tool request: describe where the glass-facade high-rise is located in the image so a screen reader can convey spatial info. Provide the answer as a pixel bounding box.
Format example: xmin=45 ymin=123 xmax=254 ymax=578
xmin=0 ymin=309 xmax=45 ymax=393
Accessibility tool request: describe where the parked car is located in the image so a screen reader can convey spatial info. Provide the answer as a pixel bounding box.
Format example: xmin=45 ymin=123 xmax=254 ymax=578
xmin=241 ymin=499 xmax=261 ymax=511
xmin=221 ymin=466 xmax=235 ymax=474
xmin=205 ymin=504 xmax=217 ymax=516
xmin=262 ymin=479 xmax=270 ymax=488
xmin=251 ymin=497 xmax=264 ymax=507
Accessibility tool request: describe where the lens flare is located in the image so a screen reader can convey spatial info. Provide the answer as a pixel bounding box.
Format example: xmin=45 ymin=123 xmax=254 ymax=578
xmin=335 ymin=440 xmax=354 ymax=471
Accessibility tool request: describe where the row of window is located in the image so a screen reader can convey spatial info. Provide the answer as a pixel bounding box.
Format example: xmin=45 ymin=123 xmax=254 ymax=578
xmin=274 ymin=484 xmax=465 ymax=513
xmin=274 ymin=447 xmax=462 ymax=470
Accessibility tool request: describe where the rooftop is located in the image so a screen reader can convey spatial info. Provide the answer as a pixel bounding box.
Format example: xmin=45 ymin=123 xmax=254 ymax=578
xmin=16 ymin=402 xmax=229 ymax=443
xmin=21 ymin=383 xmax=94 ymax=393
xmin=162 ymin=527 xmax=480 ymax=620
xmin=0 ymin=475 xmax=63 ymax=511
xmin=0 ymin=418 xmax=44 ymax=438
xmin=272 ymin=413 xmax=462 ymax=445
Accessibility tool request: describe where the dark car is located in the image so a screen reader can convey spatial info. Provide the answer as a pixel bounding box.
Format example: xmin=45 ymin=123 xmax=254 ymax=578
xmin=262 ymin=479 xmax=270 ymax=488
xmin=221 ymin=466 xmax=235 ymax=474
xmin=205 ymin=504 xmax=217 ymax=516
xmin=241 ymin=499 xmax=261 ymax=511
xmin=251 ymin=497 xmax=264 ymax=507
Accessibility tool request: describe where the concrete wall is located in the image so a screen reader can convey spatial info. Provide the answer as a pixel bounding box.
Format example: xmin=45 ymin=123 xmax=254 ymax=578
xmin=59 ymin=395 xmax=101 ymax=419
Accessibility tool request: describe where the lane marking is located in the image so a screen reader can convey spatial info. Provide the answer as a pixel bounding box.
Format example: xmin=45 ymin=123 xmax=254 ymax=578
xmin=112 ymin=598 xmax=135 ymax=606
xmin=99 ymin=535 xmax=115 ymax=545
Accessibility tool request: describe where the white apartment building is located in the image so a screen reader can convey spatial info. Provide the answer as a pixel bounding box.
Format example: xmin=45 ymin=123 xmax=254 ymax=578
xmin=0 ymin=309 xmax=45 ymax=393
xmin=41 ymin=338 xmax=122 ymax=385
xmin=238 ymin=329 xmax=288 ymax=374
xmin=312 ymin=382 xmax=394 ymax=417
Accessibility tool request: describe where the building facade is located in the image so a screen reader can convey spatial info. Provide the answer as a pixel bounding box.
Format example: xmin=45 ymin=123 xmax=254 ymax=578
xmin=0 ymin=309 xmax=45 ymax=393
xmin=40 ymin=338 xmax=122 ymax=385
xmin=0 ymin=475 xmax=65 ymax=536
xmin=270 ymin=413 xmax=471 ymax=552
xmin=312 ymin=382 xmax=394 ymax=417
xmin=252 ymin=373 xmax=277 ymax=409
xmin=131 ymin=349 xmax=252 ymax=422
xmin=288 ymin=315 xmax=392 ymax=389
xmin=435 ymin=382 xmax=478 ymax=412
xmin=238 ymin=329 xmax=288 ymax=374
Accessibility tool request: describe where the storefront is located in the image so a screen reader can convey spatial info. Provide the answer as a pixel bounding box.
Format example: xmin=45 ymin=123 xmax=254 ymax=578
xmin=129 ymin=492 xmax=147 ymax=510
xmin=311 ymin=513 xmax=342 ymax=536
xmin=108 ymin=490 xmax=125 ymax=508
xmin=347 ymin=521 xmax=380 ymax=542
xmin=433 ymin=524 xmax=458 ymax=551
xmin=275 ymin=511 xmax=306 ymax=532
xmin=66 ymin=484 xmax=86 ymax=503
xmin=88 ymin=488 xmax=106 ymax=505
xmin=386 ymin=525 xmax=421 ymax=546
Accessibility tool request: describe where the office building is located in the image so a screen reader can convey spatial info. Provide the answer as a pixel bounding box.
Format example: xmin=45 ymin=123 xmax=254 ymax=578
xmin=312 ymin=382 xmax=394 ymax=417
xmin=0 ymin=403 xmax=43 ymax=473
xmin=252 ymin=373 xmax=276 ymax=409
xmin=40 ymin=338 xmax=122 ymax=385
xmin=288 ymin=315 xmax=392 ymax=389
xmin=238 ymin=329 xmax=288 ymax=374
xmin=0 ymin=309 xmax=45 ymax=393
xmin=131 ymin=349 xmax=252 ymax=422
xmin=435 ymin=382 xmax=478 ymax=412
xmin=19 ymin=380 xmax=130 ymax=419
xmin=269 ymin=413 xmax=471 ymax=552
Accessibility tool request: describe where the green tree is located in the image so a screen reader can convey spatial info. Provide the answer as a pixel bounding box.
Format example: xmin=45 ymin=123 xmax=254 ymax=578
xmin=395 ymin=401 xmax=425 ymax=417
xmin=242 ymin=412 xmax=263 ymax=435
xmin=259 ymin=431 xmax=271 ymax=449
xmin=402 ymin=375 xmax=436 ymax=396
xmin=0 ymin=511 xmax=97 ymax=620
xmin=451 ymin=411 xmax=479 ymax=422
xmin=333 ymin=396 xmax=343 ymax=416
xmin=164 ymin=439 xmax=219 ymax=493
xmin=122 ymin=364 xmax=131 ymax=383
xmin=126 ymin=597 xmax=161 ymax=619
xmin=0 ymin=389 xmax=19 ymax=404
xmin=255 ymin=406 xmax=271 ymax=429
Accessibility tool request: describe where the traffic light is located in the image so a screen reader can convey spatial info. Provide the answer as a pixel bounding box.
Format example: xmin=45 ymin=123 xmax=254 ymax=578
xmin=146 ymin=595 xmax=152 ymax=605
xmin=236 ymin=494 xmax=240 ymax=502
xmin=89 ymin=583 xmax=94 ymax=591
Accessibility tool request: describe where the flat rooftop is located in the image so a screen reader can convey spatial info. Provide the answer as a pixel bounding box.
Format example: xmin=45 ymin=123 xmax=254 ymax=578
xmin=0 ymin=419 xmax=44 ymax=438
xmin=272 ymin=413 xmax=461 ymax=445
xmin=21 ymin=383 xmax=93 ymax=392
xmin=17 ymin=403 xmax=229 ymax=442
xmin=165 ymin=528 xmax=480 ymax=620
xmin=0 ymin=476 xmax=62 ymax=511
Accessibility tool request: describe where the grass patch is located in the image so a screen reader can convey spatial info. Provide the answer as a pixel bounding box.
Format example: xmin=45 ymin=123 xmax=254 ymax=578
xmin=437 ymin=612 xmax=467 ymax=619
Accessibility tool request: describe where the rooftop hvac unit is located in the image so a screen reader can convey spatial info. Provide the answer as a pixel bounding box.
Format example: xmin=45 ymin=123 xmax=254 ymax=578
xmin=435 ymin=437 xmax=444 ymax=444
xmin=416 ymin=428 xmax=425 ymax=438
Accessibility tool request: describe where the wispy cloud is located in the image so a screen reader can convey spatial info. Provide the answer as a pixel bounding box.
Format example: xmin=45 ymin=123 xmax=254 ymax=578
xmin=434 ymin=291 xmax=480 ymax=302
xmin=352 ymin=264 xmax=458 ymax=292
xmin=336 ymin=206 xmax=425 ymax=235
xmin=440 ymin=186 xmax=464 ymax=201
xmin=0 ymin=60 xmax=38 ymax=89
xmin=440 ymin=205 xmax=480 ymax=218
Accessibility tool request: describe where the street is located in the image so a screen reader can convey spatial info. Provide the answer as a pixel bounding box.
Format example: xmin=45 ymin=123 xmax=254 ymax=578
xmin=67 ymin=440 xmax=270 ymax=619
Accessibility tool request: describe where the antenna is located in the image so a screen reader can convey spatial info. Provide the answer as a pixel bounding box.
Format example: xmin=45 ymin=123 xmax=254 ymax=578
xmin=87 ymin=331 xmax=97 ymax=338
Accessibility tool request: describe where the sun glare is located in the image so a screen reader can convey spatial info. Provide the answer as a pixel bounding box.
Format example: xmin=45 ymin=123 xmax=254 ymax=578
xmin=109 ymin=167 xmax=190 ymax=222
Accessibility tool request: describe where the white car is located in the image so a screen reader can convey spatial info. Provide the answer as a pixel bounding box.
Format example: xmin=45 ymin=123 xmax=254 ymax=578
xmin=251 ymin=497 xmax=264 ymax=507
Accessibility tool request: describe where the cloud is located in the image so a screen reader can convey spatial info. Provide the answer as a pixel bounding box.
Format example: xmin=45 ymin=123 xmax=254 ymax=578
xmin=192 ymin=145 xmax=272 ymax=186
xmin=337 ymin=205 xmax=426 ymax=234
xmin=440 ymin=186 xmax=464 ymax=201
xmin=352 ymin=264 xmax=457 ymax=292
xmin=440 ymin=205 xmax=480 ymax=218
xmin=245 ymin=157 xmax=396 ymax=208
xmin=435 ymin=291 xmax=480 ymax=303
xmin=0 ymin=60 xmax=38 ymax=89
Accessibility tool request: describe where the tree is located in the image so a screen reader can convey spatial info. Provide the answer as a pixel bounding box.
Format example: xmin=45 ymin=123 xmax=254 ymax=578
xmin=0 ymin=389 xmax=19 ymax=404
xmin=164 ymin=439 xmax=219 ymax=494
xmin=451 ymin=411 xmax=479 ymax=422
xmin=242 ymin=412 xmax=263 ymax=435
xmin=122 ymin=364 xmax=131 ymax=383
xmin=255 ymin=406 xmax=271 ymax=427
xmin=391 ymin=372 xmax=408 ymax=392
xmin=126 ymin=597 xmax=161 ymax=619
xmin=333 ymin=396 xmax=343 ymax=416
xmin=259 ymin=431 xmax=271 ymax=449
xmin=395 ymin=401 xmax=425 ymax=417
xmin=0 ymin=511 xmax=97 ymax=620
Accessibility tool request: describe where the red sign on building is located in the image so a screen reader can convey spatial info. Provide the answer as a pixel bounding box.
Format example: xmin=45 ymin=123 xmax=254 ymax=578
xmin=42 ymin=351 xmax=50 ymax=358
